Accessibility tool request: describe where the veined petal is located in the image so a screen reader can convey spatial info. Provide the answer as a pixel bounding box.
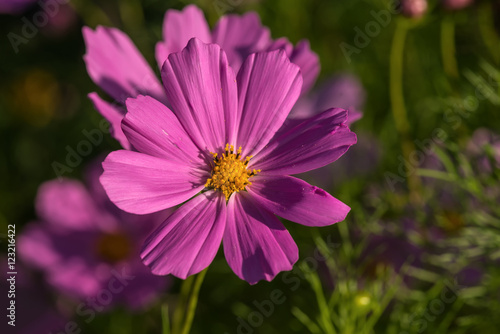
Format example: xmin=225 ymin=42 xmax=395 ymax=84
xmin=248 ymin=175 xmax=350 ymax=226
xmin=36 ymin=179 xmax=100 ymax=230
xmin=224 ymin=192 xmax=298 ymax=284
xmin=236 ymin=50 xmax=302 ymax=157
xmin=101 ymin=150 xmax=206 ymax=214
xmin=251 ymin=108 xmax=357 ymax=175
xmin=212 ymin=12 xmax=271 ymax=72
xmin=83 ymin=26 xmax=166 ymax=104
xmin=155 ymin=5 xmax=212 ymax=69
xmin=123 ymin=95 xmax=205 ymax=165
xmin=88 ymin=93 xmax=130 ymax=150
xmin=162 ymin=38 xmax=238 ymax=151
xmin=266 ymin=37 xmax=294 ymax=56
xmin=141 ymin=191 xmax=226 ymax=278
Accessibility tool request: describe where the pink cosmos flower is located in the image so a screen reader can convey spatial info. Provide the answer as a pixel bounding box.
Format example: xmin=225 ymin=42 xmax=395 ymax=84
xmin=18 ymin=160 xmax=169 ymax=309
xmin=100 ymin=38 xmax=357 ymax=284
xmin=83 ymin=4 xmax=319 ymax=149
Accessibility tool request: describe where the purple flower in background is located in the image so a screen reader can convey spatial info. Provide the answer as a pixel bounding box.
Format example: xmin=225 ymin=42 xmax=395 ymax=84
xmin=83 ymin=4 xmax=319 ymax=149
xmin=0 ymin=0 xmax=35 ymax=14
xmin=0 ymin=0 xmax=77 ymax=35
xmin=100 ymin=39 xmax=356 ymax=284
xmin=1 ymin=258 xmax=68 ymax=334
xmin=41 ymin=1 xmax=78 ymax=37
xmin=290 ymin=73 xmax=365 ymax=125
xmin=18 ymin=160 xmax=169 ymax=310
xmin=361 ymin=233 xmax=422 ymax=278
xmin=466 ymin=128 xmax=500 ymax=174
xmin=442 ymin=0 xmax=474 ymax=11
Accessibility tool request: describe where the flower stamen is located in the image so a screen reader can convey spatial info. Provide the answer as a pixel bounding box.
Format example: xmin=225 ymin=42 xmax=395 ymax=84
xmin=205 ymin=144 xmax=260 ymax=200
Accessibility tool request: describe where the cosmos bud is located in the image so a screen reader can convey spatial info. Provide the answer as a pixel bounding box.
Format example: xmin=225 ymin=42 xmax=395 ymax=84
xmin=397 ymin=0 xmax=428 ymax=18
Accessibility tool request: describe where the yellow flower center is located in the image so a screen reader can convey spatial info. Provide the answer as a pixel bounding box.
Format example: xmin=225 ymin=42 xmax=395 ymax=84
xmin=205 ymin=144 xmax=260 ymax=200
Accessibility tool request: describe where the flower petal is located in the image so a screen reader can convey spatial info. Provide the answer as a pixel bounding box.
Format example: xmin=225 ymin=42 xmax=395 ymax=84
xmin=251 ymin=108 xmax=357 ymax=175
xmin=212 ymin=12 xmax=271 ymax=72
xmin=118 ymin=260 xmax=169 ymax=310
xmin=101 ymin=150 xmax=206 ymax=214
xmin=88 ymin=93 xmax=130 ymax=149
xmin=236 ymin=50 xmax=302 ymax=157
xmin=248 ymin=175 xmax=350 ymax=226
xmin=224 ymin=192 xmax=298 ymax=284
xmin=83 ymin=26 xmax=166 ymax=104
xmin=18 ymin=223 xmax=64 ymax=269
xmin=162 ymin=38 xmax=238 ymax=151
xmin=141 ymin=191 xmax=226 ymax=278
xmin=18 ymin=223 xmax=104 ymax=298
xmin=123 ymin=95 xmax=204 ymax=165
xmin=267 ymin=38 xmax=319 ymax=94
xmin=35 ymin=179 xmax=100 ymax=230
xmin=288 ymin=40 xmax=320 ymax=94
xmin=155 ymin=5 xmax=212 ymax=69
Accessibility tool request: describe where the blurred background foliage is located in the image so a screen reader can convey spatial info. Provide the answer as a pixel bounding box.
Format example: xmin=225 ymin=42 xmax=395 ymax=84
xmin=1 ymin=0 xmax=499 ymax=333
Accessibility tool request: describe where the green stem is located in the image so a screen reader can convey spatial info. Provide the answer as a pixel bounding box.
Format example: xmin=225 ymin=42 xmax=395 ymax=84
xmin=389 ymin=18 xmax=421 ymax=203
xmin=180 ymin=269 xmax=208 ymax=334
xmin=302 ymin=266 xmax=336 ymax=334
xmin=291 ymin=307 xmax=322 ymax=334
xmin=441 ymin=15 xmax=458 ymax=78
xmin=162 ymin=304 xmax=171 ymax=334
xmin=171 ymin=275 xmax=195 ymax=334
xmin=478 ymin=1 xmax=500 ymax=64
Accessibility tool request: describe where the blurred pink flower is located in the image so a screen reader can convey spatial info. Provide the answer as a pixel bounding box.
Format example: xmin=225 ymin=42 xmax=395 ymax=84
xmin=0 ymin=0 xmax=35 ymax=14
xmin=399 ymin=0 xmax=428 ymax=18
xmin=18 ymin=159 xmax=170 ymax=310
xmin=1 ymin=0 xmax=77 ymax=36
xmin=42 ymin=1 xmax=78 ymax=37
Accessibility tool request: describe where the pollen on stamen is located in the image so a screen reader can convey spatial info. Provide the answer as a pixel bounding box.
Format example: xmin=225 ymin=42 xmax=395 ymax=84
xmin=205 ymin=144 xmax=261 ymax=200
